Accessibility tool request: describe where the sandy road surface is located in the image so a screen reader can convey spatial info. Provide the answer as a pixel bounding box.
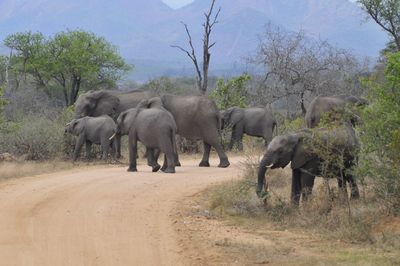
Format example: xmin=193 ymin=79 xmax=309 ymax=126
xmin=0 ymin=156 xmax=243 ymax=266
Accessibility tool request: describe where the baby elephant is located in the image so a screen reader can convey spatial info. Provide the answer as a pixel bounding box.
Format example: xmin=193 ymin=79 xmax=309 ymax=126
xmin=116 ymin=106 xmax=178 ymax=173
xmin=65 ymin=115 xmax=117 ymax=161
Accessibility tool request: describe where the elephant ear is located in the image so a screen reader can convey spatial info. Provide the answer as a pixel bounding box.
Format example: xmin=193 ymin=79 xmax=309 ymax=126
xmin=71 ymin=119 xmax=84 ymax=135
xmin=290 ymin=133 xmax=314 ymax=169
xmin=147 ymin=97 xmax=163 ymax=108
xmin=224 ymin=107 xmax=244 ymax=126
xmin=136 ymin=99 xmax=150 ymax=109
xmin=87 ymin=90 xmax=120 ymax=117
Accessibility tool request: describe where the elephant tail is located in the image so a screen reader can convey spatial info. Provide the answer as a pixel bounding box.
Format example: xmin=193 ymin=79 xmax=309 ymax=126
xmin=171 ymin=127 xmax=178 ymax=157
xmin=272 ymin=119 xmax=278 ymax=137
xmin=216 ymin=112 xmax=222 ymax=133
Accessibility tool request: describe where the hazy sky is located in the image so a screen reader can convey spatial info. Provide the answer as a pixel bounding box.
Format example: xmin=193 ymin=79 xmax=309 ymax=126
xmin=162 ymin=0 xmax=194 ymax=9
xmin=163 ymin=0 xmax=358 ymax=9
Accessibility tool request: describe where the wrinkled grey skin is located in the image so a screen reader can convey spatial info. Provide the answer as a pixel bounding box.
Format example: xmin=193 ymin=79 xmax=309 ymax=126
xmin=305 ymin=94 xmax=368 ymax=128
xmin=74 ymin=90 xmax=151 ymax=158
xmin=139 ymin=97 xmax=181 ymax=167
xmin=65 ymin=115 xmax=117 ymax=161
xmin=221 ymin=107 xmax=277 ymax=151
xmin=257 ymin=123 xmax=360 ymax=205
xmin=152 ymin=95 xmax=229 ymax=168
xmin=116 ymin=104 xmax=178 ymax=173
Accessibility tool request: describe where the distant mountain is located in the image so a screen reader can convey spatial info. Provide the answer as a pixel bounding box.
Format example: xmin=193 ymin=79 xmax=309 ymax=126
xmin=0 ymin=0 xmax=388 ymax=81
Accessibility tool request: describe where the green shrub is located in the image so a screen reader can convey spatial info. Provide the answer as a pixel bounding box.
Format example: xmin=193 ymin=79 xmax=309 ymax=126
xmin=275 ymin=114 xmax=304 ymax=134
xmin=357 ymin=52 xmax=400 ymax=214
xmin=0 ymin=116 xmax=63 ymax=160
xmin=0 ymin=107 xmax=75 ymax=160
xmin=209 ymin=74 xmax=250 ymax=110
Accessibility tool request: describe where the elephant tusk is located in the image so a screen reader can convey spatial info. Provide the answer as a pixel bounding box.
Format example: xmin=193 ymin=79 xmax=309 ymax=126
xmin=265 ymin=164 xmax=273 ymax=168
xmin=109 ymin=132 xmax=116 ymax=140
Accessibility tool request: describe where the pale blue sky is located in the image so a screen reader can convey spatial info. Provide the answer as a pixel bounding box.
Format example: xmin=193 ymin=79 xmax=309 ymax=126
xmin=163 ymin=0 xmax=357 ymax=9
xmin=162 ymin=0 xmax=194 ymax=9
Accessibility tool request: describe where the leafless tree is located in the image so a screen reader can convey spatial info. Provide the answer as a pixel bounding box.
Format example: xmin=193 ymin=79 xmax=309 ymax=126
xmin=249 ymin=24 xmax=362 ymax=117
xmin=171 ymin=0 xmax=220 ymax=95
xmin=358 ymin=0 xmax=400 ymax=51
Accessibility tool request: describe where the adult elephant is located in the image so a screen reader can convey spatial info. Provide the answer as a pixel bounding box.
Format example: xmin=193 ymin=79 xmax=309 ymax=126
xmin=257 ymin=123 xmax=360 ymax=205
xmin=305 ymin=95 xmax=368 ymax=128
xmin=143 ymin=95 xmax=230 ymax=168
xmin=115 ymin=102 xmax=178 ymax=173
xmin=221 ymin=107 xmax=277 ymax=151
xmin=74 ymin=90 xmax=151 ymax=157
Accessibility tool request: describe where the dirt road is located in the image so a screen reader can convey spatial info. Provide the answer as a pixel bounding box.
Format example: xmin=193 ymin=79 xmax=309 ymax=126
xmin=0 ymin=156 xmax=243 ymax=266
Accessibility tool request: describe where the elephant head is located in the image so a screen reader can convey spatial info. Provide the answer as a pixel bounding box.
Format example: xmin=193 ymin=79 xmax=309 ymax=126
xmin=220 ymin=107 xmax=244 ymax=130
xmin=74 ymin=90 xmax=120 ymax=118
xmin=115 ymin=108 xmax=139 ymax=136
xmin=65 ymin=118 xmax=85 ymax=136
xmin=256 ymin=132 xmax=310 ymax=197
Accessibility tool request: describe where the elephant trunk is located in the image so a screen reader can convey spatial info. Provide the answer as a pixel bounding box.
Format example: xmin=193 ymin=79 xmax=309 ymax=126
xmin=256 ymin=155 xmax=271 ymax=198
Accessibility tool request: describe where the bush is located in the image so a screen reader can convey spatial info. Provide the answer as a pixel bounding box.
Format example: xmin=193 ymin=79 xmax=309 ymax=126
xmin=4 ymin=87 xmax=63 ymax=121
xmin=274 ymin=114 xmax=304 ymax=134
xmin=208 ymin=150 xmax=380 ymax=244
xmin=209 ymin=74 xmax=251 ymax=110
xmin=140 ymin=76 xmax=198 ymax=96
xmin=357 ymin=52 xmax=400 ymax=214
xmin=0 ymin=107 xmax=74 ymax=160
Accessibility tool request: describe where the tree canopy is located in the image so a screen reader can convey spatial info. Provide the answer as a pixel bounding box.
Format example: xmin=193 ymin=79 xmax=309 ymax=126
xmin=358 ymin=0 xmax=400 ymax=51
xmin=4 ymin=30 xmax=131 ymax=106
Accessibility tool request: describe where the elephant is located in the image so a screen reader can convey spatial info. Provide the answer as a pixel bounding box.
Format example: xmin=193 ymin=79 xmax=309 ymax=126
xmin=141 ymin=95 xmax=230 ymax=168
xmin=305 ymin=94 xmax=368 ymax=128
xmin=257 ymin=122 xmax=360 ymax=205
xmin=65 ymin=115 xmax=117 ymax=161
xmin=115 ymin=103 xmax=178 ymax=173
xmin=74 ymin=89 xmax=151 ymax=158
xmin=220 ymin=107 xmax=277 ymax=151
xmin=137 ymin=97 xmax=181 ymax=166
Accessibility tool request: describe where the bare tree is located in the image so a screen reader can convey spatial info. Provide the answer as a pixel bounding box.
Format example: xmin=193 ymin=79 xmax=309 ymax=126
xmin=172 ymin=0 xmax=220 ymax=95
xmin=249 ymin=24 xmax=361 ymax=117
xmin=358 ymin=0 xmax=400 ymax=51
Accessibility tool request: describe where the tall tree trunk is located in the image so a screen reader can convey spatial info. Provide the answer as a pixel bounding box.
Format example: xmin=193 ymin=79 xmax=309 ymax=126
xmin=300 ymin=92 xmax=306 ymax=115
xmin=68 ymin=76 xmax=80 ymax=107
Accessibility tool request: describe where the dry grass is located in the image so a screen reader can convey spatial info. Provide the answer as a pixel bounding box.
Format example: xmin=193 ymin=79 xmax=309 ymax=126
xmin=0 ymin=160 xmax=75 ymax=180
xmin=204 ymin=150 xmax=400 ymax=264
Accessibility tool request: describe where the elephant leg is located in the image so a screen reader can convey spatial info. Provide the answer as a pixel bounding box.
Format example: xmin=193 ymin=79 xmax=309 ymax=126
xmin=300 ymin=173 xmax=315 ymax=202
xmin=291 ymin=169 xmax=302 ymax=206
xmin=206 ymin=137 xmax=230 ymax=168
xmin=337 ymin=173 xmax=349 ymax=201
xmin=127 ymin=132 xmax=138 ymax=172
xmin=147 ymin=148 xmax=161 ymax=172
xmin=232 ymin=125 xmax=244 ymax=151
xmin=161 ymin=153 xmax=175 ymax=173
xmin=154 ymin=148 xmax=161 ymax=162
xmin=172 ymin=136 xmax=181 ymax=166
xmin=115 ymin=134 xmax=122 ymax=159
xmin=345 ymin=172 xmax=360 ymax=199
xmin=200 ymin=126 xmax=230 ymax=167
xmin=73 ymin=135 xmax=85 ymax=161
xmin=110 ymin=140 xmax=117 ymax=161
xmin=101 ymin=139 xmax=110 ymax=161
xmin=85 ymin=140 xmax=92 ymax=160
xmin=174 ymin=152 xmax=181 ymax=167
xmin=199 ymin=142 xmax=211 ymax=167
xmin=228 ymin=127 xmax=235 ymax=150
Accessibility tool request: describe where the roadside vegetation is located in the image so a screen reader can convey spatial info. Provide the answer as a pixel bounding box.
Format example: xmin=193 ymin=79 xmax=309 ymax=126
xmin=0 ymin=1 xmax=399 ymax=263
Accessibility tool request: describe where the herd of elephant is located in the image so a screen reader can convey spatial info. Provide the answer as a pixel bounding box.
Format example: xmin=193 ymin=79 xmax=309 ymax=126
xmin=65 ymin=90 xmax=367 ymax=205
